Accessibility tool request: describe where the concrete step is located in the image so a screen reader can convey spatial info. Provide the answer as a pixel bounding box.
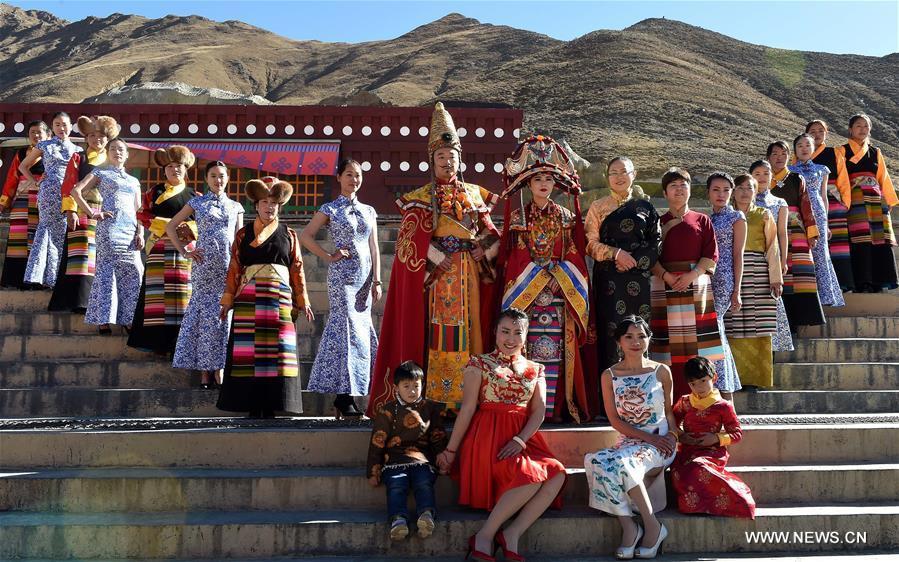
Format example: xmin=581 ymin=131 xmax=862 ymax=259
xmin=827 ymin=293 xmax=899 ymax=317
xmin=0 ymin=388 xmax=335 ymax=418
xmin=0 ymin=360 xmax=190 ymax=389
xmin=2 ymin=463 xmax=895 ymax=513
xmin=0 ymin=312 xmax=99 ymax=335
xmin=799 ymin=317 xmax=899 ymax=339
xmin=1 ymin=504 xmax=895 ymax=558
xmin=775 ymin=338 xmax=899 ymax=363
xmin=0 ymin=334 xmax=153 ymax=361
xmin=733 ymin=390 xmax=899 ymax=415
xmin=774 ymin=363 xmax=899 ymax=391
xmin=1 ymin=418 xmax=896 ymax=469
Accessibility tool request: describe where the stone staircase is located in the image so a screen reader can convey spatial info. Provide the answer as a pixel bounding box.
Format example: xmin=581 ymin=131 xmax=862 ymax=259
xmin=1 ymin=219 xmax=898 ymax=559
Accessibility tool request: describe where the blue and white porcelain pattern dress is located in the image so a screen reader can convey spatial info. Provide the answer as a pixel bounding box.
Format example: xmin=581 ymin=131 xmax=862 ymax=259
xmin=24 ymin=137 xmax=82 ymax=287
xmin=85 ymin=167 xmax=144 ymax=326
xmin=306 ymin=195 xmax=379 ymax=396
xmin=173 ymin=191 xmax=244 ymax=371
xmin=789 ymin=160 xmax=845 ymax=307
xmin=709 ymin=205 xmax=744 ymax=393
xmin=584 ymin=365 xmax=676 ymax=516
xmin=754 ymin=189 xmax=795 ymax=352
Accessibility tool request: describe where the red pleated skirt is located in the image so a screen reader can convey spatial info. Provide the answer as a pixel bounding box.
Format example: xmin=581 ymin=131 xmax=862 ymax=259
xmin=454 ymin=402 xmax=566 ymax=510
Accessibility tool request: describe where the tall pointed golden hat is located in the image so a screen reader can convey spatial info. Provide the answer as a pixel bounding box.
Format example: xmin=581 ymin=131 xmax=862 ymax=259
xmin=427 ymin=102 xmax=462 ymax=158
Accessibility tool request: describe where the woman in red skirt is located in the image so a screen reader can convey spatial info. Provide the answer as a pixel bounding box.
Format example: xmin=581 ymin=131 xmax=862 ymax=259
xmin=438 ymin=308 xmax=566 ymax=562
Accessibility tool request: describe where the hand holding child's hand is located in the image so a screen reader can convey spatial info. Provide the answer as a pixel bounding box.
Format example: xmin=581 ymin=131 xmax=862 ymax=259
xmin=368 ymin=475 xmax=380 ymax=487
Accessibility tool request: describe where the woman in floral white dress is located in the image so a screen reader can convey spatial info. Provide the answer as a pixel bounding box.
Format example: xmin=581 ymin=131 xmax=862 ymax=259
xmin=584 ymin=315 xmax=679 ymax=560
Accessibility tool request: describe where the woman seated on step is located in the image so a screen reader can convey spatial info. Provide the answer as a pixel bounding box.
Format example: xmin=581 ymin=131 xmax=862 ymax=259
xmin=584 ymin=315 xmax=678 ymax=560
xmin=437 ymin=307 xmax=566 ymax=562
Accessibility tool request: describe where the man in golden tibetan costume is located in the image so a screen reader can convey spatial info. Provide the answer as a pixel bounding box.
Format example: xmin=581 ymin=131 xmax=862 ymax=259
xmin=367 ymin=103 xmax=500 ymax=414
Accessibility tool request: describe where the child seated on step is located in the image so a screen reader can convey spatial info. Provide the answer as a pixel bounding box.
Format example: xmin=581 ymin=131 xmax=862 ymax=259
xmin=670 ymin=357 xmax=756 ymax=518
xmin=366 ymin=360 xmax=448 ymax=541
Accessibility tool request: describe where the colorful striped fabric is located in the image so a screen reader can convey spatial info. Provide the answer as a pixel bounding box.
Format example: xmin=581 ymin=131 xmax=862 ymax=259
xmin=63 ymin=214 xmax=97 ymax=276
xmin=142 ymin=238 xmax=191 ymax=327
xmin=230 ymin=267 xmax=298 ymax=378
xmin=783 ymin=210 xmax=818 ymax=295
xmin=725 ymin=251 xmax=777 ymax=337
xmin=848 ymin=174 xmax=895 ymax=246
xmin=649 ymin=268 xmax=724 ymax=396
xmin=5 ymin=180 xmax=39 ymax=259
xmin=827 ymin=192 xmax=854 ymax=290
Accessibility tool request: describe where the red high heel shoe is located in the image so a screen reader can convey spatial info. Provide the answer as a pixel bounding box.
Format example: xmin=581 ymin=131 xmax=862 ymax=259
xmin=496 ymin=531 xmax=525 ymax=561
xmin=465 ymin=535 xmax=496 ymax=561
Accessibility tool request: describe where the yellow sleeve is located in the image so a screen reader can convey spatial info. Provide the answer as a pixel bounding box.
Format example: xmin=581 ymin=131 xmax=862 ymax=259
xmin=877 ymin=149 xmax=897 ymax=207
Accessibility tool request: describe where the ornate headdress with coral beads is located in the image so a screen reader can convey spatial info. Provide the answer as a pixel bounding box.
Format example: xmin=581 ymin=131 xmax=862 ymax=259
xmin=245 ymin=176 xmax=293 ymax=205
xmin=427 ymin=102 xmax=462 ymax=159
xmin=153 ymin=145 xmax=196 ymax=169
xmin=76 ymin=115 xmax=121 ymax=140
xmin=501 ymin=134 xmax=580 ymax=198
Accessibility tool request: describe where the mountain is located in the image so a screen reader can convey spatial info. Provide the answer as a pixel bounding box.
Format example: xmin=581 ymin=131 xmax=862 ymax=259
xmin=1 ymin=4 xmax=897 ymax=178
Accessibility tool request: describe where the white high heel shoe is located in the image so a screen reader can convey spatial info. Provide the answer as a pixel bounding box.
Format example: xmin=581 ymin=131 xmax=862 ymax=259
xmin=635 ymin=523 xmax=668 ymax=559
xmin=615 ymin=524 xmax=643 ymax=560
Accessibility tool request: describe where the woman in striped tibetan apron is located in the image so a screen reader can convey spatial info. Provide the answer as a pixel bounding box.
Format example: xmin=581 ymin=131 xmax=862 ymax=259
xmin=837 ymin=114 xmax=898 ymax=292
xmin=727 ymin=174 xmax=782 ymax=389
xmin=72 ymin=138 xmax=145 ymax=333
xmin=126 ymin=146 xmax=197 ymax=355
xmin=805 ymin=119 xmax=854 ymax=291
xmin=49 ymin=115 xmax=120 ymax=312
xmin=0 ymin=120 xmax=49 ymax=288
xmin=22 ymin=112 xmax=83 ymax=288
xmin=766 ymin=141 xmax=825 ymax=331
xmin=649 ymin=168 xmax=724 ymax=398
xmin=217 ymin=178 xmax=313 ymax=418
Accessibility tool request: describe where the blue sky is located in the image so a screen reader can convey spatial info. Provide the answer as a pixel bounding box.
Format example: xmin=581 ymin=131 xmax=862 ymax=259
xmin=10 ymin=0 xmax=899 ymax=56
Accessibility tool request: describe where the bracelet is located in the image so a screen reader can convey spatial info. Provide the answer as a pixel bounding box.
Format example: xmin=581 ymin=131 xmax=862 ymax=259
xmin=444 ymin=448 xmax=457 ymax=455
xmin=511 ymin=435 xmax=527 ymax=449
xmin=373 ymin=281 xmax=382 ymax=286
xmin=613 ymin=248 xmax=621 ymax=260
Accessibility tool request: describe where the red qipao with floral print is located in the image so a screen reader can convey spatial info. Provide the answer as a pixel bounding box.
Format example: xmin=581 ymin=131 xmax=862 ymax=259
xmin=671 ymin=391 xmax=756 ymax=519
xmin=453 ymin=350 xmax=566 ymax=510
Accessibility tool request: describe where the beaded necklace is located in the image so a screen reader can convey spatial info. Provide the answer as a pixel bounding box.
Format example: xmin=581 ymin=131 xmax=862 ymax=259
xmin=526 ymin=200 xmax=562 ymax=265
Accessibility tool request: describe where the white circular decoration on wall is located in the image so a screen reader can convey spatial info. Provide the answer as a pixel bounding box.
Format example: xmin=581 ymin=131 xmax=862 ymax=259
xmin=207 ymin=124 xmax=218 ymax=134
xmin=13 ymin=122 xmax=24 ymax=133
xmin=513 ymin=128 xmax=520 ymax=138
xmin=130 ymin=124 xmax=141 ymax=134
xmin=380 ymin=126 xmax=391 ymax=136
xmin=400 ymin=126 xmax=410 ymax=136
xmin=323 ymin=125 xmax=334 ymax=135
xmin=399 ymin=161 xmax=410 ymax=171
xmin=265 ymin=124 xmax=276 ymax=135
xmin=475 ymin=128 xmax=485 ymax=138
xmin=460 ymin=162 xmax=467 ymax=172
xmin=246 ymin=124 xmax=257 ymax=134
xmin=361 ymin=126 xmax=372 ymax=136
xmin=169 ymin=124 xmax=180 ymax=134
xmin=361 ymin=161 xmax=372 ymax=172
xmin=419 ymin=162 xmax=429 ymax=172
xmin=458 ymin=127 xmax=467 ymax=137
xmin=342 ymin=125 xmax=353 ymax=136
xmin=285 ymin=125 xmax=296 ymax=135
xmin=303 ymin=125 xmax=315 ymax=135
xmin=380 ymin=161 xmax=391 ymax=171
xmin=474 ymin=162 xmax=485 ymax=173
xmin=494 ymin=128 xmax=504 ymax=138
xmin=494 ymin=163 xmax=504 ymax=173
xmin=418 ymin=126 xmax=428 ymax=136
xmin=188 ymin=124 xmax=199 ymax=134
xmin=149 ymin=124 xmax=160 ymax=134
xmin=226 ymin=124 xmax=237 ymax=135
xmin=0 ymin=123 xmax=5 ymax=133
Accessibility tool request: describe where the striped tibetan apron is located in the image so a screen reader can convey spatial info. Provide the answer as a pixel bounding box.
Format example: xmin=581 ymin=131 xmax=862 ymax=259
xmin=141 ymin=236 xmax=192 ymax=326
xmin=6 ymin=178 xmax=40 ymax=259
xmin=649 ymin=261 xmax=724 ymax=397
xmin=230 ymin=263 xmax=299 ymax=378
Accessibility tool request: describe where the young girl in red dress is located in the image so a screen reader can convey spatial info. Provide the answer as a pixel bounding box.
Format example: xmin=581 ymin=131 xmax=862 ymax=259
xmin=671 ymin=356 xmax=756 ymax=519
xmin=438 ymin=308 xmax=566 ymax=562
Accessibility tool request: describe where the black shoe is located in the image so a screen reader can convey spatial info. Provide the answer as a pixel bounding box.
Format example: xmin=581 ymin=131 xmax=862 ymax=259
xmin=333 ymin=394 xmax=363 ymax=419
